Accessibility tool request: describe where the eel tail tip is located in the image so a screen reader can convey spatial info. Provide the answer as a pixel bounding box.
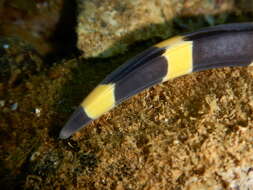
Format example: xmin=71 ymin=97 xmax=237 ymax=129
xmin=58 ymin=106 xmax=92 ymax=139
xmin=59 ymin=130 xmax=71 ymax=139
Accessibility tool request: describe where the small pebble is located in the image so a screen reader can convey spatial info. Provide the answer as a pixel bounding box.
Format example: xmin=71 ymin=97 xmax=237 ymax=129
xmin=30 ymin=151 xmax=41 ymax=161
xmin=0 ymin=100 xmax=5 ymax=107
xmin=11 ymin=103 xmax=18 ymax=111
xmin=35 ymin=108 xmax=41 ymax=117
xmin=3 ymin=44 xmax=9 ymax=49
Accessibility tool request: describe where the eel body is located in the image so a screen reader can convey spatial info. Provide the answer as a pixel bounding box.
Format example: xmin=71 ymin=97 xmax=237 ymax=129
xmin=59 ymin=23 xmax=253 ymax=139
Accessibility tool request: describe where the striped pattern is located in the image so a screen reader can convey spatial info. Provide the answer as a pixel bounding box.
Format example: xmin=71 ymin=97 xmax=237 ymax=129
xmin=59 ymin=23 xmax=253 ymax=139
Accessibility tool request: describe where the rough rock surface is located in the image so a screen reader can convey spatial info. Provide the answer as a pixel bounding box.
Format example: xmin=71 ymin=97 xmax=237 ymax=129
xmin=77 ymin=0 xmax=234 ymax=58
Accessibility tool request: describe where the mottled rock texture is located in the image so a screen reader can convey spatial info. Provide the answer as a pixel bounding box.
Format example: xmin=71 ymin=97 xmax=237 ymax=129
xmin=77 ymin=0 xmax=234 ymax=58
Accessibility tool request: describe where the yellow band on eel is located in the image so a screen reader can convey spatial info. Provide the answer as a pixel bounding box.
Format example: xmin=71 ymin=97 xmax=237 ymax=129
xmin=81 ymin=84 xmax=116 ymax=119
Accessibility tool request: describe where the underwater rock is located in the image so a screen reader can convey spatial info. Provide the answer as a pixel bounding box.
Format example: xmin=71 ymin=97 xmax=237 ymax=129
xmin=77 ymin=0 xmax=234 ymax=58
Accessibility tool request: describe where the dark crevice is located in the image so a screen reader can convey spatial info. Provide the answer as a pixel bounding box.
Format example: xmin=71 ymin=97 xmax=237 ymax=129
xmin=44 ymin=0 xmax=81 ymax=64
